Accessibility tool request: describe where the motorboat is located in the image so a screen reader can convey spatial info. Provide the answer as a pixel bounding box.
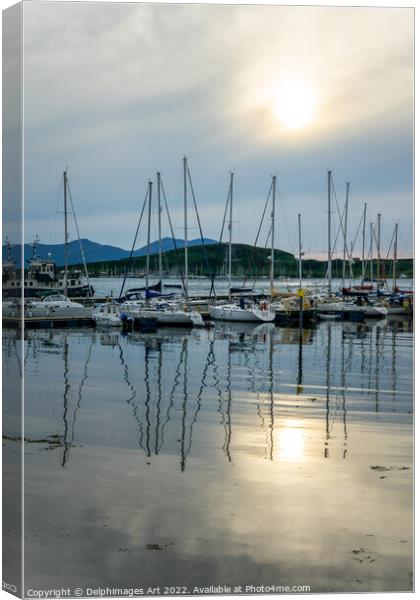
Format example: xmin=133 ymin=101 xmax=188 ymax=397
xmin=25 ymin=294 xmax=92 ymax=319
xmin=93 ymin=302 xmax=122 ymax=327
xmin=2 ymin=237 xmax=94 ymax=299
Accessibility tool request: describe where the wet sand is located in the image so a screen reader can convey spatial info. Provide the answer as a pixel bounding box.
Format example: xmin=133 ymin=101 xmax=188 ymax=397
xmin=19 ymin=418 xmax=412 ymax=593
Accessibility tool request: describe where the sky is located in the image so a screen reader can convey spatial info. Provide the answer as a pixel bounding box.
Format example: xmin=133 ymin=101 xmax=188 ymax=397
xmin=17 ymin=1 xmax=414 ymax=259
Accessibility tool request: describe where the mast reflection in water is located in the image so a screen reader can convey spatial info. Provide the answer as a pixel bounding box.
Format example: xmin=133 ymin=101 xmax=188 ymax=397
xmin=2 ymin=317 xmax=413 ymax=592
xmin=3 ymin=318 xmax=411 ymax=469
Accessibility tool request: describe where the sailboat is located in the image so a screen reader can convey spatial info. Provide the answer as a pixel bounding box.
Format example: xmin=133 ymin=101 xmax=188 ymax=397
xmin=121 ymin=166 xmax=205 ymax=327
xmin=209 ymin=298 xmax=275 ymax=322
xmin=315 ymin=198 xmax=387 ymax=318
xmin=315 ymin=298 xmax=387 ymax=318
xmin=24 ymin=170 xmax=92 ymax=321
xmin=209 ymin=172 xmax=276 ymax=323
xmin=132 ymin=300 xmax=206 ymax=327
xmin=382 ymin=224 xmax=412 ymax=316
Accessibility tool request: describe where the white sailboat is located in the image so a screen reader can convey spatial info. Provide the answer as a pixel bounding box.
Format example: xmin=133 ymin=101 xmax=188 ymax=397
xmin=209 ymin=173 xmax=276 ymax=323
xmin=121 ymin=165 xmax=206 ymax=327
xmin=316 ymin=299 xmax=387 ymax=318
xmin=209 ymin=300 xmax=275 ymax=322
xmin=383 ymin=224 xmax=413 ymax=315
xmin=133 ymin=301 xmax=205 ymax=327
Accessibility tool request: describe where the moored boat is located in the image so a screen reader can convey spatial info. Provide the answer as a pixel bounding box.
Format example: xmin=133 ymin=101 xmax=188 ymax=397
xmin=123 ymin=300 xmax=206 ymax=327
xmin=209 ymin=300 xmax=275 ymax=322
xmin=315 ymin=299 xmax=387 ymax=318
xmin=25 ymin=294 xmax=92 ymax=320
xmin=93 ymin=302 xmax=122 ymax=327
xmin=318 ymin=312 xmax=343 ymax=321
xmin=383 ymin=296 xmax=413 ymax=316
xmin=2 ymin=237 xmax=94 ymax=299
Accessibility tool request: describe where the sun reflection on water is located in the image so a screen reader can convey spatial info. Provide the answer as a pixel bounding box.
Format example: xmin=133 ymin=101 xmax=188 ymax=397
xmin=277 ymin=419 xmax=305 ymax=461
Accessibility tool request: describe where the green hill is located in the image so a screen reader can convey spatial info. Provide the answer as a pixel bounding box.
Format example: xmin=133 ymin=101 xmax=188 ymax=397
xmin=77 ymin=242 xmax=413 ymax=280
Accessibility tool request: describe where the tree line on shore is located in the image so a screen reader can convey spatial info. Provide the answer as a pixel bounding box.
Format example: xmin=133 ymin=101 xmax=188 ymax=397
xmin=73 ymin=242 xmax=413 ymax=280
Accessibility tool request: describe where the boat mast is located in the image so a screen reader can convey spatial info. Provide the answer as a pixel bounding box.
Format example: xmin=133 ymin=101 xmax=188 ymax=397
xmin=31 ymin=235 xmax=39 ymax=260
xmin=369 ymin=222 xmax=374 ymax=283
xmin=270 ymin=175 xmax=276 ymax=296
xmin=146 ymin=180 xmax=152 ymax=292
xmin=63 ymin=169 xmax=68 ymax=297
xmin=376 ymin=213 xmax=381 ymax=293
xmin=228 ymin=172 xmax=233 ymax=296
xmin=298 ymin=212 xmax=303 ymax=330
xmin=361 ymin=202 xmax=367 ymax=281
xmin=392 ymin=223 xmax=398 ymax=292
xmin=183 ymin=156 xmax=188 ymax=300
xmin=5 ymin=237 xmax=12 ymax=261
xmin=157 ymin=171 xmax=163 ymax=289
xmin=342 ymin=181 xmax=349 ymax=290
xmin=298 ymin=213 xmax=302 ymax=290
xmin=327 ymin=170 xmax=332 ymax=296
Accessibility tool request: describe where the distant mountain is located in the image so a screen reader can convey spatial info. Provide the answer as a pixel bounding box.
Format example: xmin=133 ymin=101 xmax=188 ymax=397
xmin=5 ymin=238 xmax=218 ymax=267
xmin=133 ymin=237 xmax=217 ymax=257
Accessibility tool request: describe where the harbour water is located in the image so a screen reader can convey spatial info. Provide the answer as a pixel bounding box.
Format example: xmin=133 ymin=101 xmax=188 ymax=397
xmin=3 ymin=316 xmax=413 ymax=593
xmin=92 ymin=276 xmax=413 ymax=299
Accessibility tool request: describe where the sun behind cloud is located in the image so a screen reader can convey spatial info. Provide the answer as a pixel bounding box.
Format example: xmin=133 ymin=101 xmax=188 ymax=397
xmin=274 ymin=78 xmax=318 ymax=130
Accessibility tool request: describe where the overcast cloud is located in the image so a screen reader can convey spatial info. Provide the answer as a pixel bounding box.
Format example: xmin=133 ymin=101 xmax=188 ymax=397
xmin=20 ymin=2 xmax=413 ymax=258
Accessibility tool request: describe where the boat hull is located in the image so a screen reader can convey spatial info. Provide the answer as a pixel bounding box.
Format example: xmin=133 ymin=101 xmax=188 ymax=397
xmin=209 ymin=305 xmax=275 ymax=322
xmin=26 ymin=304 xmax=92 ymax=319
xmin=132 ymin=309 xmax=205 ymax=327
xmin=316 ymin=302 xmax=387 ymax=319
xmin=93 ymin=316 xmax=121 ymax=327
xmin=318 ymin=313 xmax=342 ymax=321
xmin=385 ymin=306 xmax=413 ymax=316
xmin=25 ymin=296 xmax=92 ymax=320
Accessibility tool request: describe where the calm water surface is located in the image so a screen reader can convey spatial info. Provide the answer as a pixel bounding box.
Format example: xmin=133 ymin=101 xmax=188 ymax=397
xmin=91 ymin=276 xmax=412 ymax=298
xmin=3 ymin=317 xmax=413 ymax=594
